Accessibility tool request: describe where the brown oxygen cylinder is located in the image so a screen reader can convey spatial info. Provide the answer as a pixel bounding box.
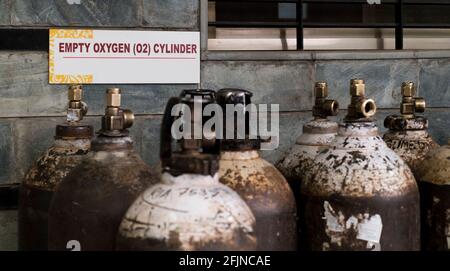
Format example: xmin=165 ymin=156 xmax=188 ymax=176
xmin=116 ymin=94 xmax=256 ymax=251
xmin=383 ymin=82 xmax=438 ymax=176
xmin=301 ymin=79 xmax=420 ymax=251
xmin=276 ymin=82 xmax=339 ymax=248
xmin=216 ymin=88 xmax=297 ymax=251
xmin=18 ymin=85 xmax=93 ymax=251
xmin=48 ymin=88 xmax=158 ymax=251
xmin=416 ymin=139 xmax=450 ymax=250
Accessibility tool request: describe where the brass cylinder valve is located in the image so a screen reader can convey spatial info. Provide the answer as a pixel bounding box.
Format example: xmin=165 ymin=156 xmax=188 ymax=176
xmin=345 ymin=79 xmax=377 ymax=121
xmin=100 ymin=88 xmax=134 ymax=136
xmin=400 ymin=82 xmax=425 ymax=119
xmin=384 ymin=82 xmax=427 ymax=131
xmin=312 ymin=82 xmax=339 ymax=119
xmin=67 ymin=85 xmax=88 ymax=122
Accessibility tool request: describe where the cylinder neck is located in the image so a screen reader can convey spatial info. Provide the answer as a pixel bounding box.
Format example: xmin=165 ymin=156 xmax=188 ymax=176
xmin=91 ymin=135 xmax=133 ymax=151
xmin=338 ymin=122 xmax=379 ymax=137
xmin=53 ymin=138 xmax=91 ymax=154
xmin=220 ymin=150 xmax=260 ymax=160
xmin=303 ymin=119 xmax=339 ymax=135
xmin=161 ymin=172 xmax=219 ymax=185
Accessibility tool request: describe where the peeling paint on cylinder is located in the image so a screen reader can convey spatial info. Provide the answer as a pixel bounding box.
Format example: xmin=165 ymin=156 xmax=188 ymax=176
xmin=19 ymin=138 xmax=91 ymax=251
xmin=301 ymin=122 xmax=420 ymax=251
xmin=219 ymin=150 xmax=296 ymax=251
xmin=48 ymin=136 xmax=158 ymax=251
xmin=383 ymin=119 xmax=439 ymax=176
xmin=416 ymin=144 xmax=450 ymax=250
xmin=116 ymin=173 xmax=256 ymax=251
xmin=277 ymin=120 xmax=338 ymax=185
xmin=276 ymin=119 xmax=337 ymax=248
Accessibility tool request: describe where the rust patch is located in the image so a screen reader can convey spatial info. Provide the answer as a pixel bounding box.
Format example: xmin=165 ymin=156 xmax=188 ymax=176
xmin=384 ymin=130 xmax=439 ymax=176
xmin=48 ymin=138 xmax=158 ymax=251
xmin=219 ymin=151 xmax=297 ymax=251
xmin=19 ymin=138 xmax=91 ymax=251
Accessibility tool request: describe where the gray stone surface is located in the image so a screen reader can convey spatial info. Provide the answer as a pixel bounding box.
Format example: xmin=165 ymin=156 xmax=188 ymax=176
xmin=0 ymin=0 xmax=10 ymax=25
xmin=201 ymin=61 xmax=314 ymax=111
xmin=142 ymin=0 xmax=199 ymax=29
xmin=0 ymin=210 xmax=17 ymax=251
xmin=418 ymin=59 xmax=450 ymax=108
xmin=0 ymin=51 xmax=195 ymax=117
xmin=0 ymin=121 xmax=13 ymax=183
xmin=136 ymin=115 xmax=162 ymax=168
xmin=0 ymin=52 xmax=67 ymax=118
xmin=12 ymin=0 xmax=140 ymax=27
xmin=315 ymin=59 xmax=419 ymax=109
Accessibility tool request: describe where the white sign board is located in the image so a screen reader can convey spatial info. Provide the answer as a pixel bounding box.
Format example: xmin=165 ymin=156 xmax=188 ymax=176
xmin=49 ymin=29 xmax=200 ymax=84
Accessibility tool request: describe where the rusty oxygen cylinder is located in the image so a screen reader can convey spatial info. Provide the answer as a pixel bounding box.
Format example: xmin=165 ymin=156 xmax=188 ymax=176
xmin=416 ymin=140 xmax=450 ymax=250
xmin=383 ymin=82 xmax=438 ymax=176
xmin=301 ymin=79 xmax=420 ymax=251
xmin=48 ymin=88 xmax=158 ymax=251
xmin=216 ymin=88 xmax=296 ymax=251
xmin=116 ymin=93 xmax=256 ymax=251
xmin=276 ymin=82 xmax=338 ymax=247
xmin=18 ymin=85 xmax=93 ymax=251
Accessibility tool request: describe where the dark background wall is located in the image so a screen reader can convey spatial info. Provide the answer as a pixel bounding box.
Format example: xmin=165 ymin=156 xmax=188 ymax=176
xmin=1 ymin=0 xmax=450 ymax=250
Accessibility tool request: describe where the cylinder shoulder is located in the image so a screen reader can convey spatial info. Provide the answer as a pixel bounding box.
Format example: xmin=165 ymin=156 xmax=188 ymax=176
xmin=118 ymin=181 xmax=256 ymax=251
xmin=52 ymin=149 xmax=158 ymax=208
xmin=416 ymin=145 xmax=450 ymax=185
xmin=23 ymin=145 xmax=88 ymax=191
xmin=303 ymin=142 xmax=418 ymax=198
xmin=219 ymin=156 xmax=295 ymax=211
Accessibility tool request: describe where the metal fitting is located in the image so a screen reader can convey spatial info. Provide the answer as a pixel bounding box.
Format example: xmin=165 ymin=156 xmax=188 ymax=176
xmin=400 ymin=82 xmax=425 ymax=118
xmin=350 ymin=79 xmax=366 ymax=97
xmin=67 ymin=85 xmax=88 ymax=122
xmin=106 ymin=88 xmax=121 ymax=107
xmin=68 ymin=85 xmax=83 ymax=101
xmin=346 ymin=79 xmax=377 ymax=121
xmin=312 ymin=82 xmax=339 ymax=118
xmin=100 ymin=88 xmax=134 ymax=136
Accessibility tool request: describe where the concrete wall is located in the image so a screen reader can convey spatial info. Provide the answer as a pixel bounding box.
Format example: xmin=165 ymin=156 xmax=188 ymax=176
xmin=2 ymin=0 xmax=450 ymax=250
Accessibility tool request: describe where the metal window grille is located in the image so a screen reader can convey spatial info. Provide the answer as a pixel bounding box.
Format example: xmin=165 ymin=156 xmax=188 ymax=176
xmin=208 ymin=0 xmax=450 ymax=50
